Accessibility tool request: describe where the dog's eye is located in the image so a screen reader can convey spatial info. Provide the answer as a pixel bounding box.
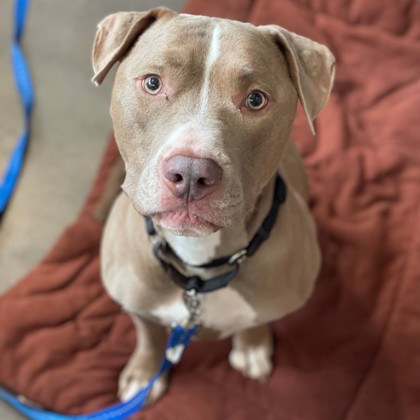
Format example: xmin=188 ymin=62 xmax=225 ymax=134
xmin=245 ymin=91 xmax=267 ymax=110
xmin=143 ymin=76 xmax=162 ymax=95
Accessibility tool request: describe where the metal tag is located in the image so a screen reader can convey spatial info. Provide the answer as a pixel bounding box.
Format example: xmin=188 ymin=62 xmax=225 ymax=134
xmin=182 ymin=289 xmax=201 ymax=327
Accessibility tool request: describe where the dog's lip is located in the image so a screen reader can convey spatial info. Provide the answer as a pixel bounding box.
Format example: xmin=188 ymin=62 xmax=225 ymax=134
xmin=151 ymin=209 xmax=221 ymax=235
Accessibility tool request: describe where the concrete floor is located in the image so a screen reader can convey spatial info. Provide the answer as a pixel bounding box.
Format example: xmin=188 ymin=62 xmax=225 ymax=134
xmin=0 ymin=1 xmax=184 ymax=418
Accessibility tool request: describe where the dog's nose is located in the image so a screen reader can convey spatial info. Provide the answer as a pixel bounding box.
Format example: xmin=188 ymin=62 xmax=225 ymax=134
xmin=163 ymin=155 xmax=222 ymax=200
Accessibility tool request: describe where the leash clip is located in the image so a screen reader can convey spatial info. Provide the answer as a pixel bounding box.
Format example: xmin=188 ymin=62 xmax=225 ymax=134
xmin=166 ymin=290 xmax=200 ymax=363
xmin=182 ymin=289 xmax=201 ymax=328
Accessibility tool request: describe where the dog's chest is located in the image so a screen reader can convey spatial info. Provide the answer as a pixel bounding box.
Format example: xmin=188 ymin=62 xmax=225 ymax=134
xmin=150 ymin=230 xmax=257 ymax=336
xmin=151 ymin=287 xmax=257 ymax=337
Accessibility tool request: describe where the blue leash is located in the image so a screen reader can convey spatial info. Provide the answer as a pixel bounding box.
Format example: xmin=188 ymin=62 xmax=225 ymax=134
xmin=0 ymin=0 xmax=34 ymax=216
xmin=0 ymin=1 xmax=199 ymax=418
xmin=0 ymin=324 xmax=198 ymax=420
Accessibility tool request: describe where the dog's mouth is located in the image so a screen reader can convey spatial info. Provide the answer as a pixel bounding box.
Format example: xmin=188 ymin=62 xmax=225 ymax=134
xmin=152 ymin=210 xmax=221 ymax=237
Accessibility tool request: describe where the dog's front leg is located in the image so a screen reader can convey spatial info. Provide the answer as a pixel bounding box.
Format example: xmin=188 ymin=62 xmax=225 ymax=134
xmin=118 ymin=314 xmax=168 ymax=403
xmin=229 ymin=324 xmax=274 ymax=382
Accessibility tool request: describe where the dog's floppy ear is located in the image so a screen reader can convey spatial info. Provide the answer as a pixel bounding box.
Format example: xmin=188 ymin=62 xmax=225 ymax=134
xmin=261 ymin=25 xmax=335 ymax=135
xmin=92 ymin=7 xmax=176 ymax=85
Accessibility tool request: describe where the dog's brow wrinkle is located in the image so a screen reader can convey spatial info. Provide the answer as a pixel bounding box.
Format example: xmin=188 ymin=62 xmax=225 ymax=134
xmin=240 ymin=66 xmax=255 ymax=77
xmin=163 ymin=53 xmax=184 ymax=69
xmin=139 ymin=65 xmax=166 ymax=75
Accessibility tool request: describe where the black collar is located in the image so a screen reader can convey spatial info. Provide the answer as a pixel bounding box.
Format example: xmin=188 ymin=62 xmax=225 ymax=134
xmin=145 ymin=174 xmax=287 ymax=294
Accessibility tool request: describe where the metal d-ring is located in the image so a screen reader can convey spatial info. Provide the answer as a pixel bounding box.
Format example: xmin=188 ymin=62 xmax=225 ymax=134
xmin=228 ymin=249 xmax=247 ymax=265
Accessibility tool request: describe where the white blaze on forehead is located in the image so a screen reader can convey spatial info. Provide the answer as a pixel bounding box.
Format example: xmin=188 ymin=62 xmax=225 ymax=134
xmin=198 ymin=24 xmax=221 ymax=116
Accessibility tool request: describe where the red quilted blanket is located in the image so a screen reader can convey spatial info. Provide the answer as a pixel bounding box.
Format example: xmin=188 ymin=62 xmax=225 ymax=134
xmin=1 ymin=0 xmax=420 ymax=419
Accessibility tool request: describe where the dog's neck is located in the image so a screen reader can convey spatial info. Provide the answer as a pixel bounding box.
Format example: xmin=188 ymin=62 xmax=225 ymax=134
xmin=158 ymin=176 xmax=276 ymax=266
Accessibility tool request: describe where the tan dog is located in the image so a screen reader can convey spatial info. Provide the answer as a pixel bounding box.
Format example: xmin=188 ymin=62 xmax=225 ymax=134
xmin=93 ymin=8 xmax=335 ymax=403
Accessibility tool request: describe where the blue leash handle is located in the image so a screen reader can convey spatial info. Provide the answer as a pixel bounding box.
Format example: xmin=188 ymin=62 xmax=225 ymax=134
xmin=0 ymin=1 xmax=198 ymax=418
xmin=1 ymin=0 xmax=198 ymax=417
xmin=0 ymin=325 xmax=198 ymax=420
xmin=0 ymin=0 xmax=34 ymax=214
xmin=0 ymin=0 xmax=197 ymax=420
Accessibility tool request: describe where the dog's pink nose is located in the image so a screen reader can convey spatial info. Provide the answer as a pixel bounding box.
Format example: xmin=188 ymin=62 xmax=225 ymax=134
xmin=163 ymin=155 xmax=222 ymax=200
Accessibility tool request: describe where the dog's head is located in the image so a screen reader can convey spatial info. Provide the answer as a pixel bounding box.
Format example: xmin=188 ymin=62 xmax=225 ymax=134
xmin=92 ymin=8 xmax=335 ymax=236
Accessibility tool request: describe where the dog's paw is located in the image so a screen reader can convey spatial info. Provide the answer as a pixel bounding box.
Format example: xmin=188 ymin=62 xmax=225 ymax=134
xmin=229 ymin=344 xmax=273 ymax=382
xmin=118 ymin=362 xmax=168 ymax=404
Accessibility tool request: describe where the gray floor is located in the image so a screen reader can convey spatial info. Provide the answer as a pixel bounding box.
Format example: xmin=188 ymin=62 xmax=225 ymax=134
xmin=0 ymin=1 xmax=184 ymax=418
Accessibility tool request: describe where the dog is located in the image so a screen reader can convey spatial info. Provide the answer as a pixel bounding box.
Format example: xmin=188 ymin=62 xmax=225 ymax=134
xmin=93 ymin=7 xmax=335 ymax=403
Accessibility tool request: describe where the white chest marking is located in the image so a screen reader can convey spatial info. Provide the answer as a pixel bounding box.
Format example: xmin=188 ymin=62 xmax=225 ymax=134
xmin=198 ymin=24 xmax=221 ymax=117
xmin=163 ymin=230 xmax=222 ymax=265
xmin=150 ymin=288 xmax=257 ymax=337
xmin=151 ymin=299 xmax=189 ymax=326
xmin=200 ymin=288 xmax=257 ymax=337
